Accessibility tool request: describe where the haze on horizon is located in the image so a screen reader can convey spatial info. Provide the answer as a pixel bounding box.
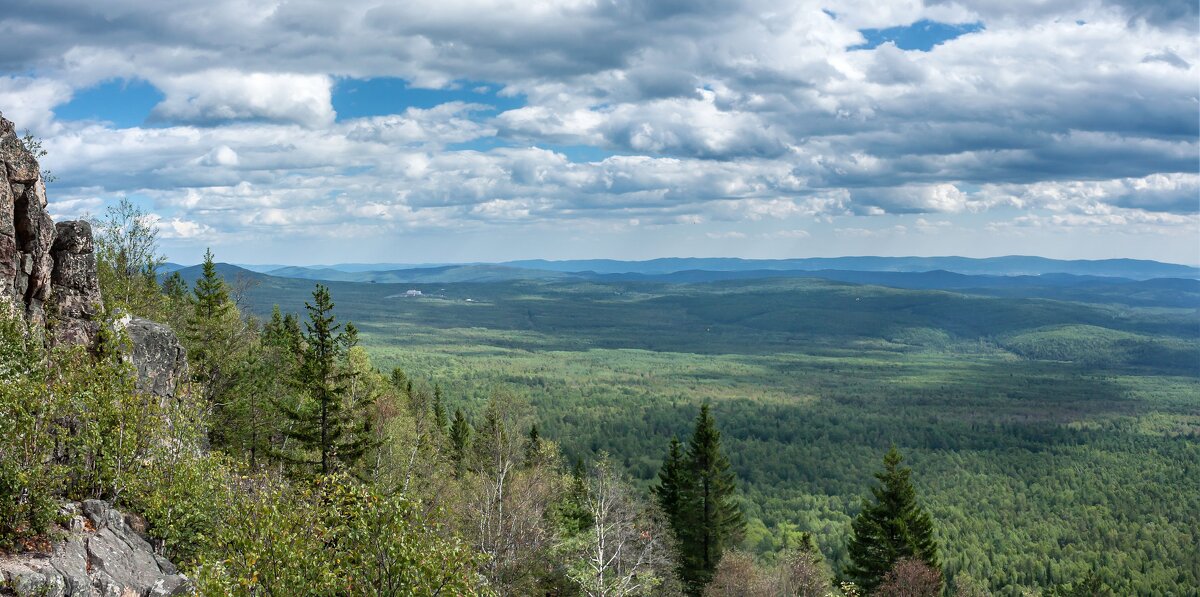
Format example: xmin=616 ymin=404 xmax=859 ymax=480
xmin=1 ymin=0 xmax=1197 ymax=265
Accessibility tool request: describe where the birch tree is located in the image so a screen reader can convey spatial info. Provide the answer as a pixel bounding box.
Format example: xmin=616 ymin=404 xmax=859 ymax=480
xmin=567 ymin=455 xmax=680 ymax=597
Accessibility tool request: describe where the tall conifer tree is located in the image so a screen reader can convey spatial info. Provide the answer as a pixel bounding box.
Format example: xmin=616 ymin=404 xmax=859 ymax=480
xmin=277 ymin=284 xmax=374 ymax=476
xmin=654 ymin=406 xmax=744 ymax=594
xmin=845 ymin=446 xmax=940 ymax=593
xmin=185 ymin=248 xmax=240 ymax=447
xmin=191 ymin=249 xmax=230 ymax=319
xmin=524 ymin=423 xmax=542 ymax=466
xmin=653 ymin=436 xmax=688 ymax=538
xmin=432 ymin=384 xmax=449 ymax=435
xmin=682 ymin=404 xmax=745 ymax=592
xmin=449 ymin=408 xmax=471 ymax=476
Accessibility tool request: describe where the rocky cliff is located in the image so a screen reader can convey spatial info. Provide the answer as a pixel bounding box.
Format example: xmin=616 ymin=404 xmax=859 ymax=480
xmin=0 ymin=114 xmax=186 ymax=394
xmin=0 ymin=115 xmax=193 ymax=595
xmin=0 ymin=501 xmax=191 ymax=597
xmin=0 ymin=117 xmax=55 ymax=330
xmin=49 ymin=220 xmax=103 ymax=347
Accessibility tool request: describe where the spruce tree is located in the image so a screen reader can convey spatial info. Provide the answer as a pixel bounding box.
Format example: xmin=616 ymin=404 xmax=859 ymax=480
xmin=186 ymin=249 xmax=233 ymax=378
xmin=261 ymin=306 xmax=288 ymax=348
xmin=525 ymin=423 xmax=542 ymax=466
xmin=162 ymin=271 xmax=190 ymax=306
xmin=432 ymin=384 xmax=449 ymax=435
xmin=681 ymin=404 xmax=745 ymax=592
xmin=845 ymin=446 xmax=940 ymax=593
xmin=652 ymin=435 xmax=689 ymax=539
xmin=192 ymin=249 xmax=230 ymax=320
xmin=555 ymin=457 xmax=594 ymax=536
xmin=278 ymin=284 xmax=373 ymax=476
xmin=185 ymin=248 xmax=241 ymax=447
xmin=449 ymin=408 xmax=471 ymax=476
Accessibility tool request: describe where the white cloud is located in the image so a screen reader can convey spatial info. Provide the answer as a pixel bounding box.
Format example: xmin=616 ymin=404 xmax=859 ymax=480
xmin=200 ymin=145 xmax=239 ymax=167
xmin=0 ymin=0 xmax=1194 ymax=261
xmin=763 ymin=229 xmax=811 ymax=238
xmin=150 ymin=70 xmax=334 ymax=127
xmin=344 ymin=102 xmax=496 ymax=146
xmin=0 ymin=77 xmax=73 ymax=132
xmin=851 ymin=184 xmax=970 ymax=214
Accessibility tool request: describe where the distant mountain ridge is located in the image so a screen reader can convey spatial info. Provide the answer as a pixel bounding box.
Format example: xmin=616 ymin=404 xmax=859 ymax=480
xmin=503 ymin=256 xmax=1200 ymax=279
xmin=168 ymin=262 xmax=1200 ymax=310
xmin=265 ymin=264 xmax=572 ymax=283
xmin=192 ymin=255 xmax=1200 ymax=281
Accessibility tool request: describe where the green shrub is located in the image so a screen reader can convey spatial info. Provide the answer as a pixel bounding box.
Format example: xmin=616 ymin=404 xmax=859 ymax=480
xmin=0 ymin=309 xmax=157 ymax=548
xmin=191 ymin=472 xmax=487 ymax=596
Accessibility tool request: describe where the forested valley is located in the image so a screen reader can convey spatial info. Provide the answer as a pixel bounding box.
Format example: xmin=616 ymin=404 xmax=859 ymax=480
xmin=3 ymin=199 xmax=1198 ymax=596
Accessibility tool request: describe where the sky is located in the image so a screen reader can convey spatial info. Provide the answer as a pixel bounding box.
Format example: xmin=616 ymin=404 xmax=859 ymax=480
xmin=1 ymin=0 xmax=1197 ymax=266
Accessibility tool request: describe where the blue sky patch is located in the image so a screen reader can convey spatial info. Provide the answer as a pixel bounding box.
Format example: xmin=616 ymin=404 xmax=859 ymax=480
xmin=332 ymin=77 xmax=525 ymax=121
xmin=540 ymin=144 xmax=616 ymax=163
xmin=446 ymin=137 xmax=513 ymax=153
xmin=53 ymin=78 xmax=165 ymax=128
xmin=852 ymin=20 xmax=984 ymax=51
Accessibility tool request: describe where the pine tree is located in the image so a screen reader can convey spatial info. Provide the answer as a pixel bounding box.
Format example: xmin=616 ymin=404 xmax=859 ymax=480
xmin=432 ymin=384 xmax=449 ymax=436
xmin=845 ymin=446 xmax=940 ymax=593
xmin=652 ymin=435 xmax=689 ymax=540
xmin=186 ymin=249 xmax=233 ymax=380
xmin=162 ymin=271 xmax=190 ymax=306
xmin=449 ymin=408 xmax=471 ymax=476
xmin=185 ymin=248 xmax=241 ymax=448
xmin=680 ymin=404 xmax=745 ymax=593
xmin=192 ymin=249 xmax=230 ymax=320
xmin=277 ymin=284 xmax=374 ymax=476
xmin=525 ymin=423 xmax=542 ymax=466
xmin=555 ymin=457 xmax=594 ymax=536
xmin=261 ymin=306 xmax=288 ymax=348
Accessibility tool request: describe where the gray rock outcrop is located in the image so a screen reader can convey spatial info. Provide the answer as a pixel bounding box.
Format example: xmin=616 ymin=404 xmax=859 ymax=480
xmin=116 ymin=316 xmax=189 ymax=403
xmin=0 ymin=114 xmax=188 ymax=400
xmin=50 ymin=220 xmax=103 ymax=347
xmin=0 ymin=501 xmax=191 ymax=597
xmin=0 ymin=115 xmax=193 ymax=596
xmin=0 ymin=114 xmax=101 ymax=346
xmin=0 ymin=116 xmax=55 ymax=328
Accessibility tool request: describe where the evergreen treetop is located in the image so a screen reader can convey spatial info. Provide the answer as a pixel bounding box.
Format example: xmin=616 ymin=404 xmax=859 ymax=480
xmin=449 ymin=408 xmax=471 ymax=476
xmin=432 ymin=384 xmax=449 ymax=435
xmin=192 ymin=249 xmax=230 ymax=321
xmin=845 ymin=446 xmax=940 ymax=592
xmin=653 ymin=405 xmax=745 ymax=595
xmin=652 ymin=435 xmax=688 ymax=536
xmin=277 ymin=284 xmax=374 ymax=476
xmin=683 ymin=404 xmax=745 ymax=590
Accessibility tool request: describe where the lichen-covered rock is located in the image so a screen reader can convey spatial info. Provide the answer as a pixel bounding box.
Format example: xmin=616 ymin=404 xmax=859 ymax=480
xmin=1 ymin=115 xmax=101 ymax=346
xmin=0 ymin=115 xmax=55 ymax=327
xmin=0 ymin=119 xmax=40 ymax=183
xmin=51 ymin=220 xmax=103 ymax=347
xmin=115 ymin=316 xmax=189 ymax=403
xmin=0 ymin=501 xmax=192 ymax=597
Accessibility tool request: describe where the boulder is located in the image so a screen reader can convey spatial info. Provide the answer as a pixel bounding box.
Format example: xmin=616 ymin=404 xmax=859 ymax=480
xmin=0 ymin=501 xmax=192 ymax=597
xmin=50 ymin=220 xmax=103 ymax=347
xmin=116 ymin=316 xmax=189 ymax=404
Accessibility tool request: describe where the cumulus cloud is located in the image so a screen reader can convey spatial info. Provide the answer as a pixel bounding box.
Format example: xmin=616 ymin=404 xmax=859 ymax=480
xmin=343 ymin=102 xmax=496 ymax=146
xmin=0 ymin=77 xmax=73 ymax=132
xmin=150 ymin=70 xmax=334 ymax=127
xmin=0 ymin=0 xmax=1194 ymax=261
xmin=851 ymin=184 xmax=970 ymax=214
xmin=978 ymin=174 xmax=1200 ymax=214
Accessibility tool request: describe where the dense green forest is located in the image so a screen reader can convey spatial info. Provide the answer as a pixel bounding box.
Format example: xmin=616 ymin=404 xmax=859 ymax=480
xmin=3 ymin=202 xmax=1197 ymax=595
xmin=173 ymin=261 xmax=1200 ymax=595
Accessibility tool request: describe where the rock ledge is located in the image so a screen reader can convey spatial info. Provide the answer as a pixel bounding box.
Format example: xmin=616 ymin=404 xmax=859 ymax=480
xmin=0 ymin=501 xmax=191 ymax=597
